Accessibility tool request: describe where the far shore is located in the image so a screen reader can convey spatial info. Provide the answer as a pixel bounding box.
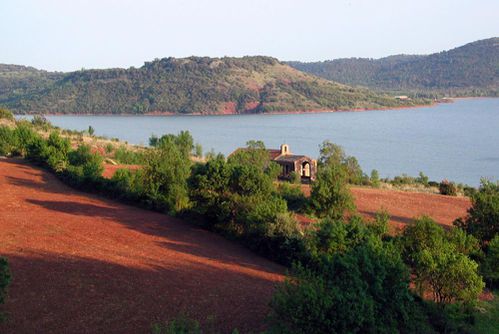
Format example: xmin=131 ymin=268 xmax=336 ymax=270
xmin=13 ymin=99 xmax=447 ymax=117
xmin=12 ymin=96 xmax=497 ymax=117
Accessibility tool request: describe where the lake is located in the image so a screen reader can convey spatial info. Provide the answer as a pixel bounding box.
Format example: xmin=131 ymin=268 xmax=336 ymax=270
xmin=18 ymin=98 xmax=499 ymax=186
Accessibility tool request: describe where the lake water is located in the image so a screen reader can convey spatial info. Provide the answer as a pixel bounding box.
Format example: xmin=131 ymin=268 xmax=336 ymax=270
xmin=17 ymin=98 xmax=499 ymax=186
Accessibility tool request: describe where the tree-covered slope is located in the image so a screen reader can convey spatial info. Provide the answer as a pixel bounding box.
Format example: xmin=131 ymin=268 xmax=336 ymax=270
xmin=0 ymin=64 xmax=63 ymax=103
xmin=0 ymin=56 xmax=420 ymax=115
xmin=288 ymin=38 xmax=499 ymax=97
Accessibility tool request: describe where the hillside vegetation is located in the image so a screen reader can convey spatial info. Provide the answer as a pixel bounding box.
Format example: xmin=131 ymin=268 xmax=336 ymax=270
xmin=288 ymin=38 xmax=499 ymax=97
xmin=0 ymin=57 xmax=421 ymax=115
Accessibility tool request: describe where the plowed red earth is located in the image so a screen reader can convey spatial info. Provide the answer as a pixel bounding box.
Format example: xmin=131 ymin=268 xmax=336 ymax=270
xmin=0 ymin=159 xmax=284 ymax=334
xmin=300 ymin=185 xmax=470 ymax=231
xmin=351 ymin=187 xmax=470 ymax=231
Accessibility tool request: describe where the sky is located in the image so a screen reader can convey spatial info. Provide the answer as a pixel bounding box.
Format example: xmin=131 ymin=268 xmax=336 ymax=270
xmin=1 ymin=0 xmax=498 ymax=72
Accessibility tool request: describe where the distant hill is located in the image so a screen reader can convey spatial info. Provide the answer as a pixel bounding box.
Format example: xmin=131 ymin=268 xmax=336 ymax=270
xmin=0 ymin=56 xmax=421 ymax=115
xmin=288 ymin=38 xmax=499 ymax=97
xmin=0 ymin=64 xmax=63 ymax=103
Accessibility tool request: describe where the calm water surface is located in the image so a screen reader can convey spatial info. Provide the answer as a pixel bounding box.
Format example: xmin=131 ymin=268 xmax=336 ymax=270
xmin=19 ymin=98 xmax=499 ymax=186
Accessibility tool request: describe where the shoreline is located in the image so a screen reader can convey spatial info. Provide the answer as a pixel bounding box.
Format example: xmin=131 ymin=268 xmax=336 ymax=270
xmin=13 ymin=96 xmax=496 ymax=117
xmin=14 ymin=101 xmax=441 ymax=117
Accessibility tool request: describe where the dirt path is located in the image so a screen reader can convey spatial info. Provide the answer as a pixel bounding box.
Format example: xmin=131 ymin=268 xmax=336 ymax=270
xmin=0 ymin=159 xmax=284 ymax=334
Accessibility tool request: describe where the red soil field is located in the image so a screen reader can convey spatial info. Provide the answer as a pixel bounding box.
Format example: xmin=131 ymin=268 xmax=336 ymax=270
xmin=351 ymin=187 xmax=470 ymax=230
xmin=0 ymin=159 xmax=284 ymax=333
xmin=300 ymin=185 xmax=470 ymax=230
xmin=101 ymin=164 xmax=141 ymax=179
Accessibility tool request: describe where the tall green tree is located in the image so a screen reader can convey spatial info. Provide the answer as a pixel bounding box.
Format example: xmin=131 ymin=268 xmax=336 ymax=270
xmin=454 ymin=179 xmax=499 ymax=246
xmin=143 ymin=134 xmax=192 ymax=214
xmin=400 ymin=217 xmax=484 ymax=305
xmin=310 ymin=163 xmax=355 ymax=219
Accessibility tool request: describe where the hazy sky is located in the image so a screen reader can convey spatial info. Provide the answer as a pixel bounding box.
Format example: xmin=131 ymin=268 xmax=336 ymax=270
xmin=1 ymin=0 xmax=497 ymax=71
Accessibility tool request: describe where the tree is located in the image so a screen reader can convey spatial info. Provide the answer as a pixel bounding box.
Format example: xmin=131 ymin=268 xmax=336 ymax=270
xmin=318 ymin=140 xmax=364 ymax=184
xmin=480 ymin=235 xmax=499 ymax=287
xmin=310 ymin=163 xmax=354 ymax=219
xmin=370 ymin=169 xmax=380 ymax=188
xmin=88 ymin=125 xmax=95 ymax=136
xmin=68 ymin=144 xmax=104 ymax=180
xmin=143 ymin=134 xmax=192 ymax=214
xmin=318 ymin=140 xmax=345 ymax=166
xmin=400 ymin=217 xmax=484 ymax=305
xmin=269 ymin=244 xmax=427 ymax=334
xmin=454 ymin=180 xmax=499 ymax=246
xmin=228 ymin=140 xmax=269 ymax=171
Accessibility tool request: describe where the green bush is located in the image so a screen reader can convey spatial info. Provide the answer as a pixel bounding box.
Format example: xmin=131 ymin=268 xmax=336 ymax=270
xmin=310 ymin=163 xmax=354 ymax=219
xmin=113 ymin=146 xmax=146 ymax=164
xmin=454 ymin=180 xmax=499 ymax=246
xmin=278 ymin=183 xmax=307 ymax=212
xmin=400 ymin=217 xmax=484 ymax=305
xmin=439 ymin=180 xmax=458 ymax=196
xmin=0 ymin=126 xmax=18 ymax=156
xmin=480 ymin=235 xmax=499 ymax=288
xmin=370 ymin=169 xmax=380 ymax=188
xmin=68 ymin=145 xmax=104 ymax=180
xmin=12 ymin=122 xmax=38 ymax=156
xmin=0 ymin=108 xmax=14 ymax=121
xmin=31 ymin=115 xmax=51 ymax=130
xmin=416 ymin=171 xmax=430 ymax=187
xmin=142 ymin=133 xmax=192 ymax=214
xmin=318 ymin=140 xmax=365 ymax=185
xmin=269 ymin=244 xmax=430 ymax=334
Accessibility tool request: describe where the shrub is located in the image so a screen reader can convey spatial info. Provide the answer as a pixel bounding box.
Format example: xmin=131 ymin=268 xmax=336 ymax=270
xmin=31 ymin=115 xmax=51 ymax=130
xmin=68 ymin=145 xmax=104 ymax=180
xmin=439 ymin=180 xmax=458 ymax=196
xmin=269 ymin=244 xmax=429 ymax=334
xmin=416 ymin=171 xmax=430 ymax=187
xmin=310 ymin=163 xmax=354 ymax=219
xmin=392 ymin=174 xmax=416 ymax=186
xmin=113 ymin=146 xmax=146 ymax=164
xmin=227 ymin=140 xmax=271 ymax=172
xmin=318 ymin=140 xmax=365 ymax=185
xmin=142 ymin=134 xmax=192 ymax=214
xmin=454 ymin=179 xmax=499 ymax=246
xmin=480 ymin=235 xmax=499 ymax=288
xmin=278 ymin=183 xmax=307 ymax=212
xmin=288 ymin=171 xmax=301 ymax=184
xmin=13 ymin=123 xmax=38 ymax=156
xmin=104 ymin=143 xmax=114 ymax=154
xmin=0 ymin=108 xmax=14 ymax=121
xmin=0 ymin=126 xmax=17 ymax=156
xmin=400 ymin=217 xmax=484 ymax=305
xmin=370 ymin=169 xmax=380 ymax=188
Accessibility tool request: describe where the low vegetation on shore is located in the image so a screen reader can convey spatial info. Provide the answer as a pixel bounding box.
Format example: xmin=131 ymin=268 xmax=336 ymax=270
xmin=0 ymin=108 xmax=497 ymax=333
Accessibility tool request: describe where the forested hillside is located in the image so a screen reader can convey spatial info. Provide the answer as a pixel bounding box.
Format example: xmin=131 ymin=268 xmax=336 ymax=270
xmin=0 ymin=57 xmax=419 ymax=115
xmin=288 ymin=38 xmax=499 ymax=97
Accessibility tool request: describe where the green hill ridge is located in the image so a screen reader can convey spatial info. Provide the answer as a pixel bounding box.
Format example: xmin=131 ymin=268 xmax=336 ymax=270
xmin=288 ymin=38 xmax=499 ymax=97
xmin=0 ymin=56 xmax=420 ymax=115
